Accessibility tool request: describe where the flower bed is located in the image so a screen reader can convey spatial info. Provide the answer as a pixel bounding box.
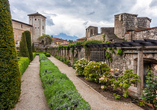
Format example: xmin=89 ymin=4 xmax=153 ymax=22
xmin=39 ymin=54 xmax=90 ymax=110
xmin=18 ymin=57 xmax=29 ymax=76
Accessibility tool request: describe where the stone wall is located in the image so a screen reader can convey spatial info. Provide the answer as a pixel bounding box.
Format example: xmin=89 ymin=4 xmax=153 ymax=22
xmin=124 ymin=27 xmax=157 ymax=41
xmin=114 ymin=13 xmax=138 ymax=39
xmin=137 ymin=17 xmax=151 ymax=29
xmin=101 ymin=27 xmax=114 ymax=34
xmin=87 ymin=34 xmax=103 ymax=41
xmin=29 ymin=16 xmax=46 ymax=42
xmin=86 ymin=26 xmax=98 ymax=37
xmin=12 ymin=19 xmax=33 ymax=47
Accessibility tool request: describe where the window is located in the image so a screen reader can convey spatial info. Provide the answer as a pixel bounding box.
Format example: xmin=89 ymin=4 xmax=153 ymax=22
xmin=21 ymin=24 xmax=23 ymax=28
xmin=35 ymin=19 xmax=36 ymax=21
xmin=42 ymin=26 xmax=44 ymax=29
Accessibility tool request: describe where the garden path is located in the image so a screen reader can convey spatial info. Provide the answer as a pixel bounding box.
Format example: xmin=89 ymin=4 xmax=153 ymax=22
xmin=48 ymin=56 xmax=143 ymax=110
xmin=12 ymin=56 xmax=50 ymax=110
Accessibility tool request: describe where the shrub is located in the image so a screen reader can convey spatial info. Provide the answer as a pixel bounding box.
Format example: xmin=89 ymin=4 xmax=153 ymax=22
xmin=72 ymin=58 xmax=78 ymax=69
xmin=39 ymin=54 xmax=90 ymax=110
xmin=19 ymin=32 xmax=29 ymax=58
xmin=24 ymin=31 xmax=33 ymax=61
xmin=74 ymin=58 xmax=89 ymax=75
xmin=84 ymin=61 xmax=110 ymax=83
xmin=0 ymin=0 xmax=21 ymax=109
xmin=141 ymin=70 xmax=157 ymax=109
xmin=99 ymin=71 xmax=113 ymax=89
xmin=18 ymin=57 xmax=29 ymax=76
xmin=45 ymin=52 xmax=50 ymax=57
xmin=33 ymin=52 xmax=36 ymax=59
xmin=111 ymin=69 xmax=140 ymax=98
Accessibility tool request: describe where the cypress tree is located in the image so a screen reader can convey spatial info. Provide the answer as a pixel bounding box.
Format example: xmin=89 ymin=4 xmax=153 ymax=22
xmin=24 ymin=31 xmax=33 ymax=61
xmin=32 ymin=43 xmax=35 ymax=52
xmin=0 ymin=0 xmax=21 ymax=109
xmin=19 ymin=32 xmax=29 ymax=58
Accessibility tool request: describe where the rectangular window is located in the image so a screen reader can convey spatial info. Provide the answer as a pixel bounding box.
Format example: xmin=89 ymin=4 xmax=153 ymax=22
xmin=42 ymin=26 xmax=44 ymax=29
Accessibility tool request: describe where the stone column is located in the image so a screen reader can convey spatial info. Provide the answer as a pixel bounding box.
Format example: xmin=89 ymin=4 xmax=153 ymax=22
xmin=137 ymin=47 xmax=143 ymax=98
xmin=65 ymin=49 xmax=66 ymax=58
xmin=87 ymin=48 xmax=91 ymax=61
xmin=78 ymin=48 xmax=82 ymax=59
xmin=71 ymin=48 xmax=74 ymax=64
xmin=67 ymin=49 xmax=70 ymax=60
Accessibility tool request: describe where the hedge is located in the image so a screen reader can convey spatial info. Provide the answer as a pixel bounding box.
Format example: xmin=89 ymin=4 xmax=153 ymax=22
xmin=24 ymin=31 xmax=33 ymax=61
xmin=18 ymin=57 xmax=30 ymax=76
xmin=36 ymin=52 xmax=50 ymax=57
xmin=19 ymin=32 xmax=29 ymax=58
xmin=0 ymin=0 xmax=21 ymax=109
xmin=39 ymin=54 xmax=90 ymax=110
xmin=33 ymin=52 xmax=36 ymax=60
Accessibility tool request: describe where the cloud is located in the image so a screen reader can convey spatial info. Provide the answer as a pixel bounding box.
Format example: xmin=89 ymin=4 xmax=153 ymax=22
xmin=150 ymin=0 xmax=157 ymax=7
xmin=83 ymin=21 xmax=88 ymax=25
xmin=46 ymin=16 xmax=55 ymax=26
xmin=88 ymin=11 xmax=95 ymax=15
xmin=9 ymin=0 xmax=157 ymax=38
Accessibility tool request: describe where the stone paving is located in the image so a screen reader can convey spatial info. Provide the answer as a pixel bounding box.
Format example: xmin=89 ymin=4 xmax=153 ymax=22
xmin=12 ymin=56 xmax=50 ymax=110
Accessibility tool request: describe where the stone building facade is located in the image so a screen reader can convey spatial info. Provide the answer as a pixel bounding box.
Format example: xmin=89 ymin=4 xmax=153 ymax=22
xmin=12 ymin=12 xmax=46 ymax=47
xmin=12 ymin=19 xmax=33 ymax=47
xmin=28 ymin=12 xmax=46 ymax=43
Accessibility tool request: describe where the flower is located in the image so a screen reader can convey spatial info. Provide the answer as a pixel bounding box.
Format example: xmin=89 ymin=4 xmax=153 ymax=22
xmin=101 ymin=85 xmax=104 ymax=89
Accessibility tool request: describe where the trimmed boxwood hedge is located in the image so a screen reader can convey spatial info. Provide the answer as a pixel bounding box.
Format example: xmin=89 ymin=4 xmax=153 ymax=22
xmin=33 ymin=52 xmax=36 ymax=60
xmin=39 ymin=54 xmax=90 ymax=110
xmin=24 ymin=31 xmax=33 ymax=61
xmin=18 ymin=57 xmax=30 ymax=76
xmin=0 ymin=0 xmax=21 ymax=109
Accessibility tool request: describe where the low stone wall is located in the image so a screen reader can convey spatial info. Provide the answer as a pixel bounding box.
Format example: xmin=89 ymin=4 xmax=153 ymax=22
xmin=87 ymin=34 xmax=103 ymax=41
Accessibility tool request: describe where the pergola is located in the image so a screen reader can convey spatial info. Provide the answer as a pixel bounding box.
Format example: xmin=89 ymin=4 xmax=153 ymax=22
xmin=56 ymin=39 xmax=157 ymax=97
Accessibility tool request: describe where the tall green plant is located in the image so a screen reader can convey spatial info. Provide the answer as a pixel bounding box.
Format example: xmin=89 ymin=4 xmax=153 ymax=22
xmin=24 ymin=31 xmax=33 ymax=61
xmin=32 ymin=43 xmax=35 ymax=52
xmin=0 ymin=0 xmax=21 ymax=109
xmin=141 ymin=70 xmax=157 ymax=110
xmin=19 ymin=32 xmax=29 ymax=58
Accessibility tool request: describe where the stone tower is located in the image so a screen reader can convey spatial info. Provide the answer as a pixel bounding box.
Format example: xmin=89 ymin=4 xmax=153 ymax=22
xmin=114 ymin=13 xmax=138 ymax=39
xmin=86 ymin=26 xmax=98 ymax=37
xmin=28 ymin=12 xmax=46 ymax=42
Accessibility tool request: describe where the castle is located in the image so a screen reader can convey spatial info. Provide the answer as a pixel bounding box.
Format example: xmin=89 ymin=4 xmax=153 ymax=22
xmin=78 ymin=13 xmax=154 ymax=42
xmin=12 ymin=12 xmax=46 ymax=47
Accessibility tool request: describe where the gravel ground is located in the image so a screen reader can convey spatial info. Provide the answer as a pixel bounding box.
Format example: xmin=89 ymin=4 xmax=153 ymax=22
xmin=12 ymin=56 xmax=50 ymax=110
xmin=48 ymin=56 xmax=143 ymax=110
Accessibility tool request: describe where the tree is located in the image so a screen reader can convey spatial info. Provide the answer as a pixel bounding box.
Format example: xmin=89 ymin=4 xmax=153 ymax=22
xmin=24 ymin=31 xmax=33 ymax=61
xmin=38 ymin=34 xmax=53 ymax=47
xmin=32 ymin=43 xmax=35 ymax=52
xmin=0 ymin=0 xmax=21 ymax=109
xmin=19 ymin=32 xmax=29 ymax=58
xmin=68 ymin=40 xmax=73 ymax=43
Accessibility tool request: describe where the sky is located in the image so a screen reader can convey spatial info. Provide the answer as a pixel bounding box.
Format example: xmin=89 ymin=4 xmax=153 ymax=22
xmin=9 ymin=0 xmax=157 ymax=40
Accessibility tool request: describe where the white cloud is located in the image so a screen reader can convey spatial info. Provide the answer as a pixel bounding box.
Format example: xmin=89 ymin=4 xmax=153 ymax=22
xmin=9 ymin=0 xmax=157 ymax=39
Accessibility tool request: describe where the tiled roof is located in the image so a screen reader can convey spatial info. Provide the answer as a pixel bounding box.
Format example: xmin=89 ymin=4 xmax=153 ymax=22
xmin=12 ymin=19 xmax=33 ymax=27
xmin=28 ymin=12 xmax=46 ymax=18
xmin=125 ymin=27 xmax=157 ymax=34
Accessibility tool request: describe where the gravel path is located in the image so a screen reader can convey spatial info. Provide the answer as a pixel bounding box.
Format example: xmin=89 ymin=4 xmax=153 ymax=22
xmin=48 ymin=56 xmax=143 ymax=110
xmin=12 ymin=56 xmax=50 ymax=110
